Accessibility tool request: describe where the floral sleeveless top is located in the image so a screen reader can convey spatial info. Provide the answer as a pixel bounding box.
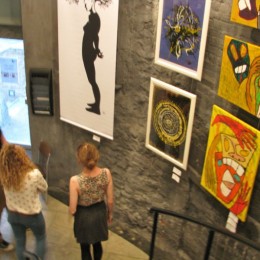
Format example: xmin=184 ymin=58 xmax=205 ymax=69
xmin=77 ymin=168 xmax=108 ymax=206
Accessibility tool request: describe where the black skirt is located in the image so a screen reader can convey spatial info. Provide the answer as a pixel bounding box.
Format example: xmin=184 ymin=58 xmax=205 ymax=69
xmin=74 ymin=201 xmax=108 ymax=244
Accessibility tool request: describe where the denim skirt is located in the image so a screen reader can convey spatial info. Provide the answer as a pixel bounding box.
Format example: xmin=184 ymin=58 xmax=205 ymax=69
xmin=74 ymin=201 xmax=108 ymax=244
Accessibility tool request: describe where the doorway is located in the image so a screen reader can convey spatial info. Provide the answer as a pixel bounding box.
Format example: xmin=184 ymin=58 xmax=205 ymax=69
xmin=0 ymin=37 xmax=31 ymax=146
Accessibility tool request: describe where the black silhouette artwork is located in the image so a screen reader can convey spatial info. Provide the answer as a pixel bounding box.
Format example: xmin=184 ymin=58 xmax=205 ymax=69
xmin=82 ymin=0 xmax=103 ymax=115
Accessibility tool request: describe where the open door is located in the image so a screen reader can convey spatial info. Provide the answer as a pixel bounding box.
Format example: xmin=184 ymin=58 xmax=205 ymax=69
xmin=0 ymin=37 xmax=31 ymax=147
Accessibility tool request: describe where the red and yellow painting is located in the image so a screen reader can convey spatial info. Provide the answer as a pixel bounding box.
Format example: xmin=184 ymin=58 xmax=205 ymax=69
xmin=230 ymin=0 xmax=260 ymax=28
xmin=201 ymin=105 xmax=260 ymax=222
xmin=218 ymin=35 xmax=260 ymax=118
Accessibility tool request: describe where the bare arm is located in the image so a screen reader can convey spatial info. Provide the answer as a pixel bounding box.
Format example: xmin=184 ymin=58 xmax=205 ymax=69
xmin=93 ymin=13 xmax=103 ymax=58
xmin=69 ymin=176 xmax=79 ymax=215
xmin=36 ymin=169 xmax=48 ymax=192
xmin=105 ymin=169 xmax=114 ymax=224
xmin=94 ymin=34 xmax=103 ymax=58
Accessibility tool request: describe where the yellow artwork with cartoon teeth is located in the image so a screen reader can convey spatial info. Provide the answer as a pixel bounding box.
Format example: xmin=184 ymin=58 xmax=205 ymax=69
xmin=218 ymin=35 xmax=260 ymax=118
xmin=201 ymin=105 xmax=260 ymax=222
xmin=230 ymin=0 xmax=260 ymax=28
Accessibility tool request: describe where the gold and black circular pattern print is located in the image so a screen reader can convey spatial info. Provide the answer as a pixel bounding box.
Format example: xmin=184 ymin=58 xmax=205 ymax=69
xmin=153 ymin=101 xmax=187 ymax=146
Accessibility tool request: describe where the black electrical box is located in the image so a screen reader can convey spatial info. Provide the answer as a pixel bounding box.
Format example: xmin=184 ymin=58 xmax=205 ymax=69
xmin=29 ymin=69 xmax=53 ymax=116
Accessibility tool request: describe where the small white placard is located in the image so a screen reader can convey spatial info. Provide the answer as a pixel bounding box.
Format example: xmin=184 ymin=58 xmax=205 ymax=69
xmin=93 ymin=135 xmax=101 ymax=143
xmin=172 ymin=173 xmax=180 ymax=183
xmin=225 ymin=222 xmax=236 ymax=233
xmin=228 ymin=211 xmax=238 ymax=224
xmin=172 ymin=167 xmax=182 ymax=176
xmin=225 ymin=211 xmax=238 ymax=233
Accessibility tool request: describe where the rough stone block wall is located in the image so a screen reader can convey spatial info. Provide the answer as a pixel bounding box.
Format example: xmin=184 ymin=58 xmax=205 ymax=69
xmin=2 ymin=0 xmax=260 ymax=259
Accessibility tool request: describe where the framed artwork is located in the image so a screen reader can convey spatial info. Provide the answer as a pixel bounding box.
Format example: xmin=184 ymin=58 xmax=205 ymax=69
xmin=58 ymin=0 xmax=119 ymax=140
xmin=230 ymin=0 xmax=260 ymax=28
xmin=145 ymin=77 xmax=196 ymax=170
xmin=218 ymin=35 xmax=260 ymax=118
xmin=201 ymin=105 xmax=260 ymax=222
xmin=154 ymin=0 xmax=212 ymax=81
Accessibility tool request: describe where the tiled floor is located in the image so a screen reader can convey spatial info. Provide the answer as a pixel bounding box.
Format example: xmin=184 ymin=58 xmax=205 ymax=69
xmin=0 ymin=195 xmax=148 ymax=260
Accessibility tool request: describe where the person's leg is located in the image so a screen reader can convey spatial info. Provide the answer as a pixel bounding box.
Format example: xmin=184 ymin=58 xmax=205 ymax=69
xmin=0 ymin=208 xmax=14 ymax=243
xmin=85 ymin=60 xmax=101 ymax=114
xmin=93 ymin=241 xmax=102 ymax=260
xmin=0 ymin=209 xmax=14 ymax=251
xmin=28 ymin=212 xmax=46 ymax=260
xmin=84 ymin=52 xmax=100 ymax=106
xmin=9 ymin=223 xmax=26 ymax=260
xmin=7 ymin=211 xmax=26 ymax=259
xmin=80 ymin=243 xmax=92 ymax=260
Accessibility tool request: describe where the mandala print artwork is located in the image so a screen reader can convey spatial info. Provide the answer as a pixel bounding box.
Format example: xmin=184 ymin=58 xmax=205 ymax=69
xmin=153 ymin=101 xmax=187 ymax=147
xmin=146 ymin=78 xmax=196 ymax=170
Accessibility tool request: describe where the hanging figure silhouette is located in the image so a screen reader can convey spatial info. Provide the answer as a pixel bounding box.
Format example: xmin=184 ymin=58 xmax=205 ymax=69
xmin=82 ymin=0 xmax=103 ymax=115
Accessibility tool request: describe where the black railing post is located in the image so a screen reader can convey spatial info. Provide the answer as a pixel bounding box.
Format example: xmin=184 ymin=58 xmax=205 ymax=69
xmin=204 ymin=230 xmax=215 ymax=260
xmin=149 ymin=207 xmax=260 ymax=258
xmin=149 ymin=211 xmax=159 ymax=260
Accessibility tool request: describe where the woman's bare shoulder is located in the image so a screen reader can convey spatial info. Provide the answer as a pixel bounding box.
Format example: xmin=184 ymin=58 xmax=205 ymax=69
xmin=70 ymin=175 xmax=79 ymax=182
xmin=103 ymin=167 xmax=111 ymax=173
xmin=103 ymin=168 xmax=112 ymax=179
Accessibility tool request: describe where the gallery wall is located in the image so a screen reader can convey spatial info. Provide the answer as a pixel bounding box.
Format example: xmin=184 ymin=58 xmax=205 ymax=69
xmin=0 ymin=0 xmax=21 ymax=26
xmin=2 ymin=0 xmax=260 ymax=259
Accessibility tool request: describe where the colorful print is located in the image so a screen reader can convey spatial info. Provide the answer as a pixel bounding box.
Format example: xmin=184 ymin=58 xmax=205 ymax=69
xmin=218 ymin=36 xmax=260 ymax=118
xmin=201 ymin=105 xmax=260 ymax=222
xmin=231 ymin=0 xmax=260 ymax=28
xmin=146 ymin=78 xmax=196 ymax=170
xmin=155 ymin=0 xmax=211 ymax=80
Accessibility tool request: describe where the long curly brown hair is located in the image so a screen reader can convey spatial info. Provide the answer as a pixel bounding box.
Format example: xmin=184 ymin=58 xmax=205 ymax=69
xmin=0 ymin=144 xmax=36 ymax=191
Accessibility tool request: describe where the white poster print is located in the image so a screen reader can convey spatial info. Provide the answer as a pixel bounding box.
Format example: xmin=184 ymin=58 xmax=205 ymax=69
xmin=58 ymin=0 xmax=118 ymax=139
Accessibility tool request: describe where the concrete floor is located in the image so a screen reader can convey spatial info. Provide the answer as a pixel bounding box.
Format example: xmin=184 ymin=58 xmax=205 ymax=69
xmin=0 ymin=195 xmax=148 ymax=260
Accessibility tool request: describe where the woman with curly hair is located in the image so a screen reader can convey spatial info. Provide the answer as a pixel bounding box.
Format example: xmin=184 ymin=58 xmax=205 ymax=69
xmin=69 ymin=142 xmax=114 ymax=260
xmin=0 ymin=144 xmax=48 ymax=260
xmin=0 ymin=129 xmax=14 ymax=252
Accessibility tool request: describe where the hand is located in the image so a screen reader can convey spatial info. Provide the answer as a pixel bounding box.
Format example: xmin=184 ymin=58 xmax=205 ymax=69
xmin=237 ymin=130 xmax=257 ymax=151
xmin=96 ymin=49 xmax=104 ymax=58
xmin=107 ymin=214 xmax=113 ymax=224
xmin=230 ymin=181 xmax=251 ymax=215
xmin=212 ymin=114 xmax=256 ymax=150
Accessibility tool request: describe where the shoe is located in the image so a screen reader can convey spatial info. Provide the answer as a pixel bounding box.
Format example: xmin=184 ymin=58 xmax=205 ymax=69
xmin=0 ymin=240 xmax=14 ymax=251
xmin=23 ymin=250 xmax=41 ymax=259
xmin=86 ymin=106 xmax=100 ymax=115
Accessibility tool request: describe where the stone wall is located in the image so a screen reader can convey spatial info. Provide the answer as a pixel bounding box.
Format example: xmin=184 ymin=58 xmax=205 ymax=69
xmin=2 ymin=0 xmax=260 ymax=258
